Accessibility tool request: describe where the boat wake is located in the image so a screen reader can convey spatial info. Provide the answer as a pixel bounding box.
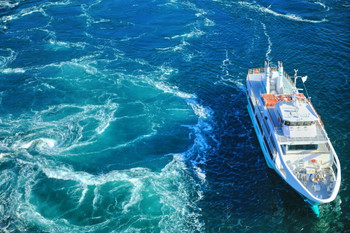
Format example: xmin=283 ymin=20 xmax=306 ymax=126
xmin=237 ymin=1 xmax=327 ymax=23
xmin=261 ymin=23 xmax=272 ymax=62
xmin=214 ymin=50 xmax=245 ymax=91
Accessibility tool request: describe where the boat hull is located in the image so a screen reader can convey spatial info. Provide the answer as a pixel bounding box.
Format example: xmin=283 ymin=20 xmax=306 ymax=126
xmin=247 ymin=103 xmax=274 ymax=169
xmin=246 ymin=62 xmax=341 ymax=217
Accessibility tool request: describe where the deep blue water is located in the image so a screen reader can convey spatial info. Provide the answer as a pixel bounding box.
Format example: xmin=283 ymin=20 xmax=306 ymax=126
xmin=0 ymin=0 xmax=349 ymax=232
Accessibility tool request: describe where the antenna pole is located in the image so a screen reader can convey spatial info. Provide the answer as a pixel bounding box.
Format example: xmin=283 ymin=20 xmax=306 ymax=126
xmin=294 ymin=69 xmax=298 ymax=84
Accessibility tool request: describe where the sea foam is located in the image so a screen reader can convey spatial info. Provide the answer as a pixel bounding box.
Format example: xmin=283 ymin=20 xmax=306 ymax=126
xmin=238 ymin=1 xmax=327 ymax=23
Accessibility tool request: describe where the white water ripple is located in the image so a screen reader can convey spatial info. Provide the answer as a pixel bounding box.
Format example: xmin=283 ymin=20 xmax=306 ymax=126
xmin=238 ymin=1 xmax=327 ymax=23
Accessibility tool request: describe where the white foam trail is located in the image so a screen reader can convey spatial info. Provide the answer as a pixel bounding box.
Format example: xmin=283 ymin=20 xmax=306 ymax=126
xmin=187 ymin=100 xmax=210 ymax=119
xmin=157 ymin=154 xmax=205 ymax=232
xmin=221 ymin=49 xmax=231 ymax=76
xmin=143 ymin=65 xmax=216 ymax=185
xmin=204 ymin=18 xmax=215 ymax=27
xmin=41 ymin=166 xmax=135 ymax=186
xmin=159 ymin=66 xmax=177 ymax=77
xmin=238 ymin=1 xmax=327 ymax=23
xmin=92 ymin=187 xmax=100 ymax=212
xmin=78 ymin=186 xmax=88 ymax=205
xmin=170 ymin=28 xmax=205 ymax=39
xmin=1 ymin=8 xmax=47 ymax=24
xmin=120 ymin=33 xmax=146 ymax=42
xmin=0 ymin=1 xmax=19 ymax=9
xmin=261 ymin=23 xmax=272 ymax=61
xmin=215 ymin=76 xmax=246 ymax=91
xmin=19 ymin=138 xmax=57 ymax=149
xmin=1 ymin=68 xmax=26 ymax=74
xmin=48 ymin=39 xmax=86 ymax=50
xmin=157 ymin=40 xmax=189 ymax=52
xmin=0 ymin=48 xmax=17 ymax=68
xmin=122 ymin=179 xmax=143 ymax=213
xmin=32 ymin=54 xmax=103 ymax=76
xmin=103 ymin=131 xmax=157 ymax=152
xmin=193 ymin=166 xmax=206 ymax=182
xmin=0 ymin=0 xmax=71 ymax=32
xmin=153 ymin=81 xmax=196 ymax=99
xmin=0 ymin=153 xmax=11 ymax=159
xmin=314 ymin=1 xmax=329 ymax=10
xmin=214 ymin=51 xmax=246 ymax=91
xmin=164 ymin=0 xmax=213 ymax=29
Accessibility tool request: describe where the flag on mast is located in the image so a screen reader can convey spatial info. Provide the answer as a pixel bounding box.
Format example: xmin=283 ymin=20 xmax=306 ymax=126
xmin=302 ymin=76 xmax=308 ymax=83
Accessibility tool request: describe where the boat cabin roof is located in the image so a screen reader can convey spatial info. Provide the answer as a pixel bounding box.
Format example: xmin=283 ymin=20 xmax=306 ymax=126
xmin=277 ymin=101 xmax=318 ymax=123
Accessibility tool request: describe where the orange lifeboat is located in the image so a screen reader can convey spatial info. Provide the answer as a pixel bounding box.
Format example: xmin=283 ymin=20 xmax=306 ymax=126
xmin=277 ymin=94 xmax=291 ymax=102
xmin=262 ymin=94 xmax=278 ymax=107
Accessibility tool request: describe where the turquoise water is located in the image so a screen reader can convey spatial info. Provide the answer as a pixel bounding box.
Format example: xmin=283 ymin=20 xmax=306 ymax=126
xmin=0 ymin=0 xmax=349 ymax=232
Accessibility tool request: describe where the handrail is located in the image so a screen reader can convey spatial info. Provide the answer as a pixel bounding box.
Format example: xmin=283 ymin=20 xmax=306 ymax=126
xmin=283 ymin=70 xmax=294 ymax=85
xmin=307 ymin=101 xmax=325 ymax=126
xmin=274 ymin=126 xmax=328 ymax=143
xmin=275 ymin=128 xmax=340 ymax=203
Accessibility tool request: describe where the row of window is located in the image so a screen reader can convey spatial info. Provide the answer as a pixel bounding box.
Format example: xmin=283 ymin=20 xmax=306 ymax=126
xmin=287 ymin=144 xmax=318 ymax=150
xmin=283 ymin=120 xmax=315 ymax=126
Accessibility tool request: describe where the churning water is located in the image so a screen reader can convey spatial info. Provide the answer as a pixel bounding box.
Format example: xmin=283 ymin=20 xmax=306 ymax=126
xmin=0 ymin=0 xmax=349 ymax=232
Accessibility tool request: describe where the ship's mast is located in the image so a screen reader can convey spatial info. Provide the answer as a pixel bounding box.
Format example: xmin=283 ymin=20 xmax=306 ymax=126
xmin=277 ymin=61 xmax=284 ymax=94
xmin=265 ymin=61 xmax=271 ymax=94
xmin=293 ymin=69 xmax=310 ymax=101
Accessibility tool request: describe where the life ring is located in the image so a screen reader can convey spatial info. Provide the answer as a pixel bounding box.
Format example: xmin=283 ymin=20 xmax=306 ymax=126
xmin=254 ymin=69 xmax=259 ymax=73
xmin=311 ymin=159 xmax=316 ymax=163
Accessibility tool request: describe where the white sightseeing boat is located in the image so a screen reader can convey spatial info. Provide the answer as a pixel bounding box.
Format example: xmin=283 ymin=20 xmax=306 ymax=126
xmin=246 ymin=61 xmax=341 ymax=216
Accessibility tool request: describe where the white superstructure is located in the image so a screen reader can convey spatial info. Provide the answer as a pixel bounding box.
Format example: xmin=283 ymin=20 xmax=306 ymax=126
xmin=246 ymin=61 xmax=341 ymax=216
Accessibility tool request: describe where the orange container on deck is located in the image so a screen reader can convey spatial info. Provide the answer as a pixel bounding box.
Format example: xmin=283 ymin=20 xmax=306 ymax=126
xmin=262 ymin=94 xmax=278 ymax=107
xmin=277 ymin=95 xmax=292 ymax=102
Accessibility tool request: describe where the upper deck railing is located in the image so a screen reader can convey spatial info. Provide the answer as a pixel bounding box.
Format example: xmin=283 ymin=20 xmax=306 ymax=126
xmin=248 ymin=68 xmax=294 ymax=86
xmin=247 ymin=67 xmax=330 ymax=145
xmin=274 ymin=125 xmax=329 ymax=144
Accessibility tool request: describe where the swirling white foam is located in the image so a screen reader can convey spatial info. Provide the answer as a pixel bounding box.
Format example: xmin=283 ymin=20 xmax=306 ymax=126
xmin=0 ymin=48 xmax=17 ymax=68
xmin=3 ymin=101 xmax=118 ymax=156
xmin=1 ymin=154 xmax=205 ymax=232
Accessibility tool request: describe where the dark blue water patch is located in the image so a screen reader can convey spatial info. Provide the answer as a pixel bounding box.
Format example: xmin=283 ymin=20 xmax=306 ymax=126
xmin=45 ymin=2 xmax=84 ymax=19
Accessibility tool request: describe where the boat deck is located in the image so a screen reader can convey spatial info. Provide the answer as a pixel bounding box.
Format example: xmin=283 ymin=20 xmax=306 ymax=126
xmin=246 ymin=64 xmax=341 ymax=214
xmin=247 ymin=72 xmax=329 ymax=144
xmin=293 ymin=164 xmax=335 ymax=199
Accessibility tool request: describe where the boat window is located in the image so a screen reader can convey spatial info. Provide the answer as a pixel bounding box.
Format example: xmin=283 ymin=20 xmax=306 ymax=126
xmin=287 ymin=144 xmax=318 ymax=151
xmin=283 ymin=121 xmax=314 ymax=126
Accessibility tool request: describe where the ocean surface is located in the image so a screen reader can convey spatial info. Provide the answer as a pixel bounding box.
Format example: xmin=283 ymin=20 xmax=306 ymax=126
xmin=0 ymin=0 xmax=349 ymax=232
